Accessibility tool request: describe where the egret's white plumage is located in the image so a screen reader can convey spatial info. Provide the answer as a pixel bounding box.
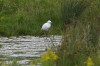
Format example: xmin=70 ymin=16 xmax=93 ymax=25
xmin=41 ymin=20 xmax=52 ymax=31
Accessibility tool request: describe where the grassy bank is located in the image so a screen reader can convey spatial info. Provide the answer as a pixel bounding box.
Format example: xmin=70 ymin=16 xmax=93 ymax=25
xmin=0 ymin=0 xmax=62 ymax=36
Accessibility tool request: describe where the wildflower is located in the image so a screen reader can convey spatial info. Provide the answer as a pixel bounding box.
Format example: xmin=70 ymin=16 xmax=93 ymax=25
xmin=86 ymin=57 xmax=94 ymax=66
xmin=41 ymin=53 xmax=50 ymax=62
xmin=41 ymin=50 xmax=58 ymax=62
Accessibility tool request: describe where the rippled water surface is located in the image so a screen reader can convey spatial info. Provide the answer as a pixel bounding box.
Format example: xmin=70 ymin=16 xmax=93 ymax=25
xmin=0 ymin=36 xmax=62 ymax=66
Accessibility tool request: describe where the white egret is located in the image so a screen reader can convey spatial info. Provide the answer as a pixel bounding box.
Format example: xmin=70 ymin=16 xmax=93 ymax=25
xmin=41 ymin=20 xmax=52 ymax=38
xmin=41 ymin=20 xmax=52 ymax=31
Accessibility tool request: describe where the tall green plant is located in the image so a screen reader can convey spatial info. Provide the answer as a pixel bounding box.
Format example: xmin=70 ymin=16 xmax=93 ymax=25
xmin=57 ymin=0 xmax=100 ymax=66
xmin=62 ymin=0 xmax=91 ymax=28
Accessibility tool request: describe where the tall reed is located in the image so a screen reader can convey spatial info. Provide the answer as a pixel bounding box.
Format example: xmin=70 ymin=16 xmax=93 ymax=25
xmin=57 ymin=0 xmax=100 ymax=66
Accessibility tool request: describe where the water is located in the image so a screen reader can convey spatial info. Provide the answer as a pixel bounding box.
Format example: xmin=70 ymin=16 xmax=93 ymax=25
xmin=0 ymin=36 xmax=62 ymax=66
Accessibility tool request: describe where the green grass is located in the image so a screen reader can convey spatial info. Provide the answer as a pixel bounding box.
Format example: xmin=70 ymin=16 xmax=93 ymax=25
xmin=0 ymin=0 xmax=62 ymax=36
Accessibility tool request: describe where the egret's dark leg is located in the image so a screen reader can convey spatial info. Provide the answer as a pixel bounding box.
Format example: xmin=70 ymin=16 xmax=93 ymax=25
xmin=46 ymin=30 xmax=51 ymax=39
xmin=44 ymin=31 xmax=47 ymax=39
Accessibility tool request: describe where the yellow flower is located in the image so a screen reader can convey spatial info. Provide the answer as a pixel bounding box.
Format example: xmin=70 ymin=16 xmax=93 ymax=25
xmin=41 ymin=50 xmax=58 ymax=62
xmin=52 ymin=53 xmax=59 ymax=60
xmin=87 ymin=57 xmax=94 ymax=66
xmin=41 ymin=53 xmax=50 ymax=62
